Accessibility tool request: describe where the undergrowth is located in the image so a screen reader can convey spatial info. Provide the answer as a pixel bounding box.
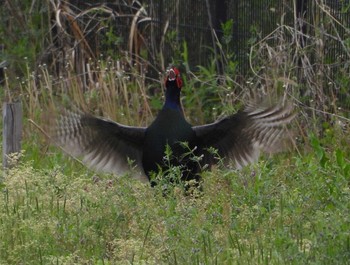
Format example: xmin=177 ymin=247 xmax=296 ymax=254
xmin=1 ymin=135 xmax=350 ymax=264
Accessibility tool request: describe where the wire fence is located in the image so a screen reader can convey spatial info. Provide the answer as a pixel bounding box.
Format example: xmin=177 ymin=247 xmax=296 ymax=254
xmin=64 ymin=0 xmax=349 ymax=77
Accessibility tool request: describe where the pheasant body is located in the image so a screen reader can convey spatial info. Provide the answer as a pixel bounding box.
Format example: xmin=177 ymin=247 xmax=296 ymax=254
xmin=143 ymin=107 xmax=197 ymax=180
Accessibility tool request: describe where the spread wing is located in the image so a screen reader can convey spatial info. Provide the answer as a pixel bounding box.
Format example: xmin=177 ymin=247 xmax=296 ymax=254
xmin=193 ymin=103 xmax=295 ymax=169
xmin=51 ymin=109 xmax=147 ymax=181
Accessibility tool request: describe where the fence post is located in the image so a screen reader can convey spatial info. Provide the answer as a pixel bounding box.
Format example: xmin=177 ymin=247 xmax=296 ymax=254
xmin=2 ymin=102 xmax=22 ymax=169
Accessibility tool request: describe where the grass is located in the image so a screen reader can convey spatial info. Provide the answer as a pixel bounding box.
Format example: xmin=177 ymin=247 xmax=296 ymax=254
xmin=0 ymin=130 xmax=350 ymax=264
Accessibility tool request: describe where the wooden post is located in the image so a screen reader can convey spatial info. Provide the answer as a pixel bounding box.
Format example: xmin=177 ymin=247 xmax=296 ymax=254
xmin=2 ymin=102 xmax=22 ymax=169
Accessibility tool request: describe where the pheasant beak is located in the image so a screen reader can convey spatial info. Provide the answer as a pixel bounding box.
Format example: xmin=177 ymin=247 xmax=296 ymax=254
xmin=168 ymin=69 xmax=176 ymax=81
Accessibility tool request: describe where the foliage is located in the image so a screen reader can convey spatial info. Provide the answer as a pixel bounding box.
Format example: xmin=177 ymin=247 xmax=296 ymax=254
xmin=0 ymin=0 xmax=50 ymax=77
xmin=1 ymin=134 xmax=350 ymax=264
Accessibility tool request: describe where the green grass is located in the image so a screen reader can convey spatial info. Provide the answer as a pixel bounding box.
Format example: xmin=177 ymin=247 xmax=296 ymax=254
xmin=1 ymin=132 xmax=349 ymax=264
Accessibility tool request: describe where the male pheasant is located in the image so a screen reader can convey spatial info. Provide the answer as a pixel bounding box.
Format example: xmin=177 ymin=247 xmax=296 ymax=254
xmin=53 ymin=67 xmax=294 ymax=183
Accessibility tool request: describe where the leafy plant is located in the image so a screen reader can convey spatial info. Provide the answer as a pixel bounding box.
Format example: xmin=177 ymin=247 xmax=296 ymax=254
xmin=1 ymin=135 xmax=350 ymax=264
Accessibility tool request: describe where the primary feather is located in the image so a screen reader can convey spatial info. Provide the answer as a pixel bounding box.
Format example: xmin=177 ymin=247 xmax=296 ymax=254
xmin=53 ymin=109 xmax=148 ymax=181
xmin=194 ymin=102 xmax=295 ymax=169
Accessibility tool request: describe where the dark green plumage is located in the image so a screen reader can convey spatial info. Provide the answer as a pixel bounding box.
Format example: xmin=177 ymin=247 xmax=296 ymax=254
xmin=142 ymin=107 xmax=197 ymax=181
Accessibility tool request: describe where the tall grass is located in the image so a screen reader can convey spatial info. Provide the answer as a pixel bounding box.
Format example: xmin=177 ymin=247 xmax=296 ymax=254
xmin=1 ymin=139 xmax=350 ymax=264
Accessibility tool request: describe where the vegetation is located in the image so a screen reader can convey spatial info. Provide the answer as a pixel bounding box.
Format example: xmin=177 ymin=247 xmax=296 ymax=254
xmin=1 ymin=0 xmax=350 ymax=264
xmin=1 ymin=140 xmax=350 ymax=264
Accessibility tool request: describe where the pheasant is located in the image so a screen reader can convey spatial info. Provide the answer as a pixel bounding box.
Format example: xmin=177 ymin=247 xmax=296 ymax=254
xmin=53 ymin=67 xmax=295 ymax=184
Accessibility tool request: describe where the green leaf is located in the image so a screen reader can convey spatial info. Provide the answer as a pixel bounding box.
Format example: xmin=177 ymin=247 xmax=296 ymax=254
xmin=310 ymin=135 xmax=328 ymax=167
xmin=335 ymin=149 xmax=345 ymax=169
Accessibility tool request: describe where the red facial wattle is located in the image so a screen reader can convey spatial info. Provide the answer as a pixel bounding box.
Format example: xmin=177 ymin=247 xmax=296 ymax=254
xmin=165 ymin=67 xmax=183 ymax=89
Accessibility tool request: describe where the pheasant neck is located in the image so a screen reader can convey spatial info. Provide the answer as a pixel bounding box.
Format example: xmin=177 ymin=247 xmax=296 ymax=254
xmin=163 ymin=85 xmax=183 ymax=113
